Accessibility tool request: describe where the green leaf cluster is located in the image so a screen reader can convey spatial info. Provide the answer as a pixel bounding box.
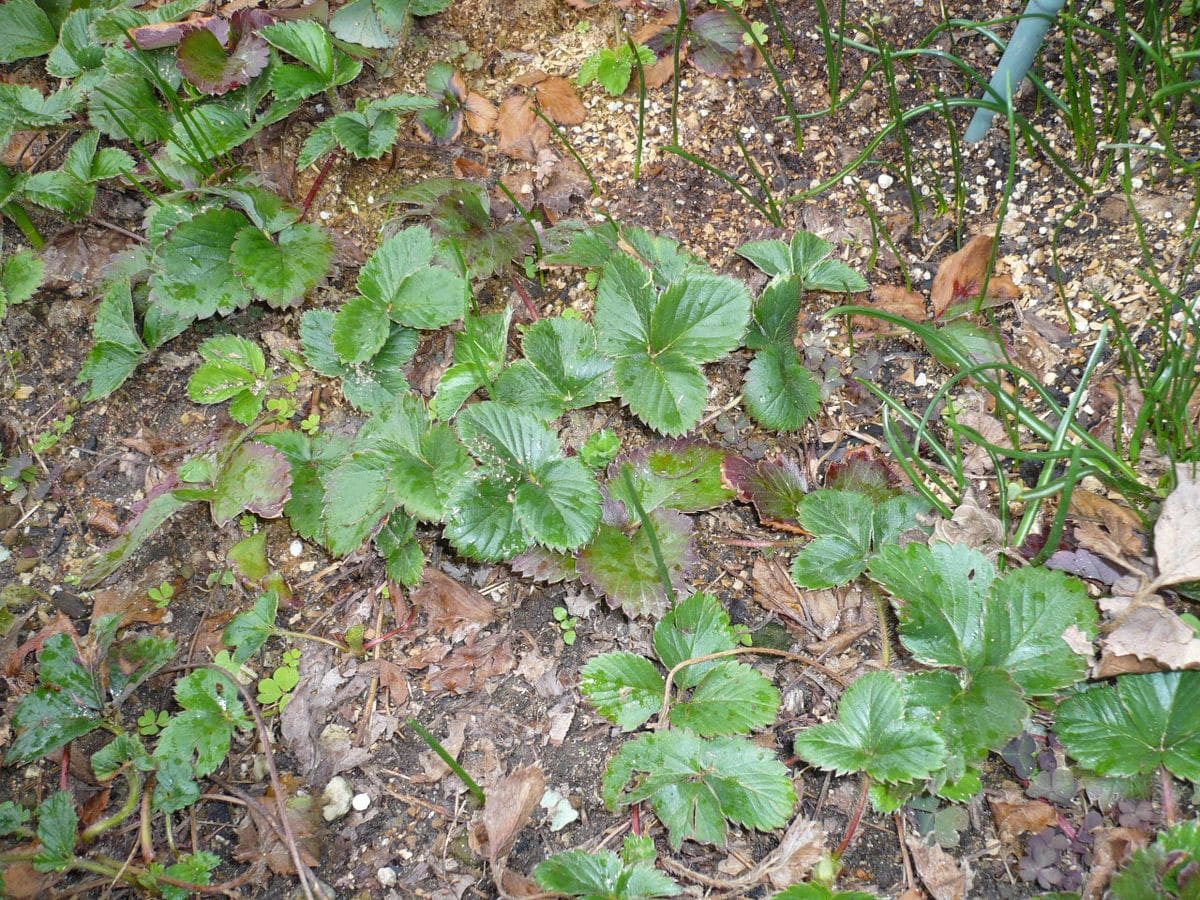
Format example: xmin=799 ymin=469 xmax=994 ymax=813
xmin=789 ymin=489 xmax=929 ymax=589
xmin=595 ymin=252 xmax=750 ymax=435
xmin=584 ymin=593 xmax=792 ymax=848
xmin=578 ymin=44 xmax=656 ymax=96
xmin=330 ymin=0 xmax=453 ymax=51
xmin=0 ymin=238 xmax=43 ymax=322
xmin=1 ymin=128 xmax=131 ymax=221
xmin=299 ymin=92 xmax=435 ymax=168
xmin=1108 ymin=819 xmax=1200 ymax=900
xmin=535 ymin=834 xmax=680 ymax=899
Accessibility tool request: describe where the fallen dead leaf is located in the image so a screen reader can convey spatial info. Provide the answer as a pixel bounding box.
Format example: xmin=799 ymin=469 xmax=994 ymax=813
xmin=411 ymin=568 xmax=495 ymax=641
xmin=955 ymin=408 xmax=1006 ymax=475
xmin=464 ymin=92 xmax=498 ymax=134
xmin=932 ymin=488 xmax=1003 ymax=551
xmin=471 ymin=765 xmax=547 ymax=866
xmin=538 ymin=157 xmax=590 ymax=222
xmin=1045 ymin=548 xmax=1126 ymax=586
xmin=988 ymin=793 xmax=1057 ymax=847
xmin=907 ymin=835 xmax=971 ymax=900
xmin=424 ymin=633 xmax=515 ymax=694
xmin=1149 ymin=467 xmax=1200 ymax=590
xmin=235 ymin=789 xmax=322 ymax=876
xmin=91 ymin=583 xmax=168 ymax=627
xmin=453 ymin=156 xmax=491 ymax=179
xmin=632 ymin=22 xmax=681 ymax=88
xmin=765 ymin=818 xmax=826 ymax=889
xmin=852 ymin=284 xmax=926 ymax=331
xmin=533 ymin=77 xmax=586 ymax=125
xmin=930 ymin=234 xmax=1020 ymax=318
xmin=1082 ymin=826 xmax=1148 ymax=900
xmin=1096 ymin=592 xmax=1200 ymax=676
xmin=496 ymin=95 xmax=549 ymax=162
xmin=750 ymin=557 xmax=817 ymax=635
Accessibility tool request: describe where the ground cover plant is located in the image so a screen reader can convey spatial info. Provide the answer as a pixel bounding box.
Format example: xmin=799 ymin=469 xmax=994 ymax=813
xmin=1 ymin=0 xmax=1199 ymax=896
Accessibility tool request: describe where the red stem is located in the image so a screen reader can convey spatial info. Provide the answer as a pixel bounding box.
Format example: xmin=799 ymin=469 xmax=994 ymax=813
xmin=511 ymin=276 xmax=540 ymax=321
xmin=361 ymin=607 xmax=417 ymax=652
xmin=60 ymin=743 xmax=71 ymax=792
xmin=301 ymin=150 xmax=340 ymax=221
xmin=834 ymin=776 xmax=871 ymax=858
xmin=631 ymin=802 xmax=642 ymax=836
xmin=1161 ymin=765 xmax=1177 ymax=827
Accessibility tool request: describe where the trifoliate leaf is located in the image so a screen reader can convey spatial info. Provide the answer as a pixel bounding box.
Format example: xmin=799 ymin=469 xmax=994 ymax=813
xmin=231 ymin=222 xmax=331 ymax=307
xmin=1056 ymin=671 xmax=1200 ymax=781
xmin=581 ymin=652 xmax=665 ymax=731
xmin=430 ymin=308 xmax=515 ymax=417
xmin=738 ymin=231 xmax=867 ymax=293
xmin=603 ymin=729 xmax=795 ymax=849
xmin=359 ymin=226 xmax=468 ymax=330
xmin=151 ymin=209 xmax=253 ymax=319
xmin=260 ymin=20 xmax=334 ymax=79
xmin=744 ymin=344 xmax=820 ymax=432
xmin=721 ymin=453 xmax=808 ymax=533
xmin=210 ymin=441 xmax=292 ymax=526
xmin=33 ymin=792 xmax=77 ymax=872
xmin=0 ymin=801 xmax=31 ymax=836
xmin=790 ymin=490 xmax=875 ymax=588
xmin=534 ymin=849 xmax=681 ymax=899
xmin=578 ymin=509 xmax=694 ymax=619
xmin=1108 ymin=819 xmax=1200 ymax=900
xmin=187 ymin=334 xmax=266 ymax=417
xmin=331 ymin=106 xmax=398 ymax=158
xmin=670 ymin=662 xmax=780 ymax=737
xmin=160 ymin=851 xmax=222 ymax=900
xmin=653 ymin=592 xmax=740 ymax=689
xmin=793 ymin=671 xmax=946 ymax=783
xmin=596 ymin=253 xmax=749 ymax=435
xmin=300 ymin=308 xmax=416 ymax=411
xmin=492 ymin=316 xmax=616 ymax=420
xmin=609 ymin=442 xmax=733 ymax=515
xmin=0 ymin=0 xmax=55 ymax=63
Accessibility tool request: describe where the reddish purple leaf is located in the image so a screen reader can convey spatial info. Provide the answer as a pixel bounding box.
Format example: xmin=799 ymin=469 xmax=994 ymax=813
xmin=824 ymin=447 xmax=902 ymax=501
xmin=577 ymin=508 xmax=695 ymax=619
xmin=721 ymin=453 xmax=808 ymax=533
xmin=211 ymin=441 xmax=292 ymax=526
xmin=177 ymin=9 xmax=271 ymax=95
xmin=510 ymin=546 xmax=578 ymax=584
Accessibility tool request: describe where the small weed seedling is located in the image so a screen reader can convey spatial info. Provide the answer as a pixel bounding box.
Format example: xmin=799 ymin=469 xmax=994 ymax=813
xmin=578 ymin=44 xmax=656 ymax=96
xmin=148 ymin=581 xmax=175 ymax=609
xmin=552 ymin=606 xmax=579 ymax=645
xmin=137 ymin=709 xmax=171 ymax=736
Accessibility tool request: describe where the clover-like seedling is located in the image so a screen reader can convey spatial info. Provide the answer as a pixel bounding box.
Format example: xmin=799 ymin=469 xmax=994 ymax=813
xmin=552 ymin=607 xmax=579 ymax=645
xmin=137 ymin=709 xmax=171 ymax=736
xmin=148 ymin=581 xmax=175 ymax=610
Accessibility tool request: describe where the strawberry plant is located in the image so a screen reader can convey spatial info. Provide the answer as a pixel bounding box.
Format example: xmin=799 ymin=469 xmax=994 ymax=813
xmin=0 ymin=234 xmax=43 ymax=320
xmin=329 ymin=0 xmax=454 ymax=51
xmin=583 ymin=592 xmax=794 ymax=847
xmin=737 ymin=231 xmax=867 ymax=433
xmin=298 ymin=92 xmax=436 ymax=168
xmin=578 ymin=44 xmax=656 ymax=96
xmin=535 ymin=834 xmax=680 ymax=898
xmin=431 ymin=308 xmax=513 ymax=418
xmin=1108 ymin=820 xmax=1200 ymax=899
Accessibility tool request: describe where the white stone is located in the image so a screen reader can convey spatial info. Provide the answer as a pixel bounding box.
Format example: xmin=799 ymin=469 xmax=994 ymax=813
xmin=377 ymin=867 xmax=398 ymax=888
xmin=877 ymin=173 xmax=894 ymax=189
xmin=352 ymin=793 xmax=371 ymax=812
xmin=321 ymin=776 xmax=354 ymax=821
xmin=289 ymin=540 xmax=303 ymax=557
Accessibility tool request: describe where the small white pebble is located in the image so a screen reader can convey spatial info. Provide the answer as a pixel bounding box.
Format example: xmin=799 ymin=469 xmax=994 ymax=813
xmin=352 ymin=793 xmax=371 ymax=812
xmin=877 ymin=173 xmax=894 ymax=189
xmin=319 ymin=210 xmax=332 ymax=221
xmin=377 ymin=867 xmax=398 ymax=888
xmin=289 ymin=540 xmax=303 ymax=557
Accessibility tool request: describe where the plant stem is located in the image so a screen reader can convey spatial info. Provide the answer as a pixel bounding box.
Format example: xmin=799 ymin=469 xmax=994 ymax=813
xmin=301 ymin=149 xmax=340 ymax=221
xmin=81 ymin=768 xmax=142 ymax=843
xmin=834 ymin=775 xmax=871 ymax=858
xmin=407 ymin=717 xmax=485 ymax=803
xmin=2 ymin=202 xmax=44 ymax=249
xmin=870 ymin=585 xmax=893 ymax=668
xmin=1161 ymin=764 xmax=1177 ymax=827
xmin=274 ymin=627 xmax=350 ymax=653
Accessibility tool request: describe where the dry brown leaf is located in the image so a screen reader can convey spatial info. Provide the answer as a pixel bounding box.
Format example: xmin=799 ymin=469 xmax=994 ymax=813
xmin=0 ymin=853 xmax=53 ymax=899
xmin=453 ymin=156 xmax=490 ymax=179
xmin=91 ymin=583 xmax=167 ymax=627
xmin=930 ymin=235 xmax=1020 ymax=317
xmin=235 ymin=790 xmax=322 ymax=875
xmin=906 ymin=835 xmax=971 ymax=900
xmin=750 ymin=557 xmax=816 ymax=634
xmin=496 ymin=95 xmax=549 ymax=162
xmin=513 ymin=68 xmax=548 ymax=87
xmin=424 ymin=633 xmax=515 ymax=694
xmin=1082 ymin=827 xmax=1148 ymax=900
xmin=851 ymin=284 xmax=927 ymax=330
xmin=471 ymin=765 xmax=547 ymax=864
xmin=954 ymin=409 xmax=1005 ymax=475
xmin=534 ymin=77 xmax=586 ymax=125
xmin=1096 ymin=595 xmax=1200 ymax=676
xmin=988 ymin=793 xmax=1056 ymax=847
xmin=411 ymin=569 xmax=495 ymax=641
xmin=464 ymin=92 xmax=498 ymax=134
xmin=632 ymin=22 xmax=680 ymax=88
xmin=538 ymin=157 xmax=590 ymax=222
xmin=1 ymin=131 xmax=48 ymax=168
xmin=765 ymin=818 xmax=826 ymax=889
xmin=1150 ymin=468 xmax=1200 ymax=590
xmin=1070 ymin=489 xmax=1142 ymax=532
xmin=932 ymin=488 xmax=1004 ymax=551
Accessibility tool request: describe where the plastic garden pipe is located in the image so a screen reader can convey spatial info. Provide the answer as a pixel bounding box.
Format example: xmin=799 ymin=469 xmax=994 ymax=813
xmin=964 ymin=0 xmax=1066 ymax=142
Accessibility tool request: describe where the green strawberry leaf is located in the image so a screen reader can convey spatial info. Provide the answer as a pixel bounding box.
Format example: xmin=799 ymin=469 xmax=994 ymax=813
xmin=670 ymin=662 xmax=780 ymax=737
xmin=603 ymin=729 xmax=795 ymax=849
xmin=260 ymin=20 xmax=334 ymax=79
xmin=78 ymin=278 xmax=147 ymax=401
xmin=790 ymin=490 xmax=875 ymax=588
xmin=222 ymin=590 xmax=278 ymax=664
xmin=743 ymin=344 xmax=820 ymax=432
xmin=0 ymin=0 xmax=55 ymax=63
xmin=653 ymin=592 xmax=740 ymax=689
xmin=608 ymin=442 xmax=733 ymax=515
xmin=259 ymin=430 xmax=352 ymax=544
xmin=794 ymin=671 xmax=946 ymax=783
xmin=187 ymin=335 xmax=266 ymax=417
xmin=151 ymin=208 xmax=253 ymax=320
xmin=738 ymin=231 xmax=867 ymax=293
xmin=444 ymin=474 xmax=531 ymax=561
xmin=374 ymin=513 xmax=425 ymax=586
xmin=299 ymin=309 xmax=416 ymax=412
xmin=331 ymin=294 xmax=391 ymax=364
xmin=231 ymin=222 xmax=331 ymax=307
xmin=1056 ymin=671 xmax=1200 ymax=781
xmin=1109 ymin=820 xmax=1200 ymax=900
xmin=358 ymin=226 xmax=468 ymax=330
xmin=745 ymin=277 xmax=802 ymax=350
xmin=33 ymin=792 xmax=77 ymax=873
xmin=534 ymin=849 xmax=681 ymax=899
xmin=331 ymin=106 xmax=398 ymax=159
xmin=492 ymin=316 xmax=616 ymax=420
xmin=581 ymin=652 xmax=665 ymax=731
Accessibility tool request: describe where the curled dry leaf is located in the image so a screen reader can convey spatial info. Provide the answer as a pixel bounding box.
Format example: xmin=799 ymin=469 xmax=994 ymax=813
xmin=930 ymin=234 xmax=1021 ymax=318
xmin=852 ymin=284 xmax=927 ymax=331
xmin=410 ymin=568 xmax=495 ymax=641
xmin=453 ymin=156 xmax=491 ymax=179
xmin=1149 ymin=468 xmax=1200 ymax=590
xmin=988 ymin=793 xmax=1057 ymax=848
xmin=907 ymin=835 xmax=972 ymax=900
xmin=931 ymin=488 xmax=1004 ymax=551
xmin=235 ymin=788 xmax=322 ymax=876
xmin=464 ymin=92 xmax=498 ymax=134
xmin=765 ymin=818 xmax=826 ymax=889
xmin=471 ymin=765 xmax=547 ymax=865
xmin=414 ymin=714 xmax=468 ymax=783
xmin=1095 ymin=592 xmax=1200 ymax=677
xmin=424 ymin=633 xmax=515 ymax=694
xmin=496 ymin=95 xmax=550 ymax=162
xmin=1081 ymin=826 xmax=1148 ymax=900
xmin=533 ymin=77 xmax=587 ymax=125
